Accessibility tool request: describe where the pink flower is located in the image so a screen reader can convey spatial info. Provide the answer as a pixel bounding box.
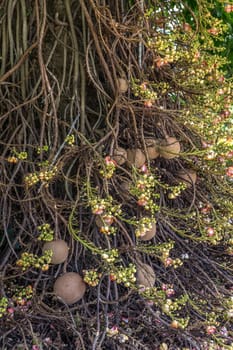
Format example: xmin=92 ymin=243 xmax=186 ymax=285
xmin=121 ymin=317 xmax=129 ymax=323
xmin=140 ymin=82 xmax=147 ymax=90
xmin=222 ymin=109 xmax=230 ymax=117
xmin=137 ymin=182 xmax=146 ymax=190
xmin=201 ymin=204 xmax=212 ymax=214
xmin=194 ymin=51 xmax=200 ymax=59
xmin=105 ymin=156 xmax=116 ymax=166
xmin=32 ymin=345 xmax=40 ymax=350
xmin=93 ymin=205 xmax=105 ymax=215
xmin=107 ymin=325 xmax=119 ymax=336
xmin=102 ymin=215 xmax=114 ymax=225
xmin=144 ymin=100 xmax=153 ymax=108
xmin=140 ymin=164 xmax=148 ymax=174
xmin=137 ymin=196 xmax=148 ymax=206
xmin=226 ymin=151 xmax=233 ymax=159
xmin=206 ymin=227 xmax=215 ymax=237
xmin=218 ymin=76 xmax=225 ymax=83
xmin=7 ymin=307 xmax=14 ymax=313
xmin=138 ymin=285 xmax=146 ymax=293
xmin=164 ymin=258 xmax=173 ymax=267
xmin=208 ymin=28 xmax=219 ymax=36
xmin=44 ymin=337 xmax=52 ymax=345
xmin=217 ymin=88 xmax=225 ymax=95
xmin=166 ymin=288 xmax=175 ymax=297
xmin=201 ymin=140 xmax=210 ymax=149
xmin=109 ymin=274 xmax=117 ymax=281
xmin=220 ymin=326 xmax=228 ymax=336
xmin=226 ymin=167 xmax=233 ymax=178
xmin=206 ymin=325 xmax=216 ymax=335
xmin=183 ymin=23 xmax=192 ymax=32
xmin=225 ymin=4 xmax=233 ymax=13
xmin=155 ymin=57 xmax=169 ymax=68
xmin=137 ymin=199 xmax=147 ymax=206
xmin=162 ymin=284 xmax=175 ymax=296
xmin=7 ymin=307 xmax=14 ymax=315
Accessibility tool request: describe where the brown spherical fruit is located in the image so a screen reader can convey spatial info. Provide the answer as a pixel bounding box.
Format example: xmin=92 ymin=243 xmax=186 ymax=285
xmin=121 ymin=181 xmax=130 ymax=192
xmin=54 ymin=272 xmax=86 ymax=305
xmin=145 ymin=139 xmax=160 ymax=160
xmin=127 ymin=149 xmax=146 ymax=168
xmin=147 ymin=146 xmax=160 ymax=160
xmin=145 ymin=138 xmax=157 ymax=147
xmin=117 ymin=78 xmax=128 ymax=93
xmin=137 ymin=263 xmax=155 ymax=288
xmin=42 ymin=239 xmax=69 ymax=264
xmin=120 ymin=181 xmax=132 ymax=200
xmin=139 ymin=222 xmax=156 ymax=241
xmin=176 ymin=169 xmax=197 ymax=188
xmin=159 ymin=137 xmax=181 ymax=159
xmin=112 ymin=147 xmax=127 ymax=165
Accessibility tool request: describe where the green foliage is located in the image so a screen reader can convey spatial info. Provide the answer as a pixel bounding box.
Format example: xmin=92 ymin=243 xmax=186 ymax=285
xmin=183 ymin=0 xmax=233 ymax=76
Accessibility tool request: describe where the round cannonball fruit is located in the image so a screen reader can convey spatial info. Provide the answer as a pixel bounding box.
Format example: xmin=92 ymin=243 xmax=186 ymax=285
xmin=159 ymin=137 xmax=181 ymax=159
xmin=120 ymin=181 xmax=132 ymax=200
xmin=117 ymin=78 xmax=128 ymax=93
xmin=112 ymin=147 xmax=127 ymax=165
xmin=127 ymin=149 xmax=146 ymax=168
xmin=121 ymin=181 xmax=130 ymax=192
xmin=53 ymin=272 xmax=86 ymax=305
xmin=42 ymin=239 xmax=69 ymax=264
xmin=145 ymin=138 xmax=159 ymax=160
xmin=176 ymin=169 xmax=197 ymax=188
xmin=136 ymin=263 xmax=155 ymax=288
xmin=139 ymin=222 xmax=156 ymax=241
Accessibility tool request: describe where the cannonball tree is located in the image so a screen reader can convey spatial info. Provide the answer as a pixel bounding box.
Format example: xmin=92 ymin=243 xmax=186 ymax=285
xmin=0 ymin=0 xmax=233 ymax=349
